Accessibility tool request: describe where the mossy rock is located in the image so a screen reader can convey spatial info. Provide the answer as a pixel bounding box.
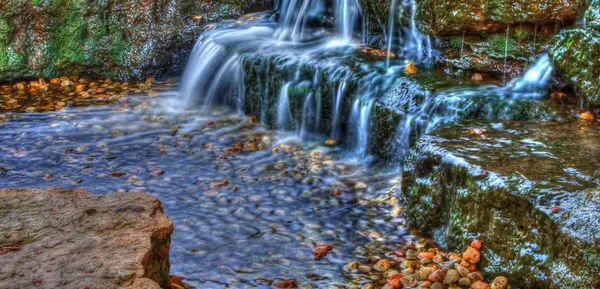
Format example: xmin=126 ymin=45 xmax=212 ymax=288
xmin=0 ymin=0 xmax=272 ymax=81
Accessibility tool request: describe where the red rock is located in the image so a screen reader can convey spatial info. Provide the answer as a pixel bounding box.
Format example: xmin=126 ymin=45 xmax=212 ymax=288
xmin=551 ymin=206 xmax=560 ymax=213
xmin=209 ymin=179 xmax=228 ymax=188
xmin=314 ymin=245 xmax=332 ymax=252
xmin=428 ymin=269 xmax=445 ymax=282
xmin=312 ymin=250 xmax=327 ymax=260
xmin=419 ymin=251 xmax=435 ymax=259
xmin=463 ymin=247 xmax=481 ymax=264
xmin=394 ymin=249 xmax=406 ymax=257
xmin=386 ymin=278 xmax=401 ymax=288
xmin=275 ymin=280 xmax=297 ymax=288
xmin=389 ymin=273 xmax=403 ymax=281
xmin=471 ymin=239 xmax=483 ymax=250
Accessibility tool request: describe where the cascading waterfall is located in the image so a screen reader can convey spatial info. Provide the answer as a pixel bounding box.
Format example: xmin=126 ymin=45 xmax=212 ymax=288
xmin=179 ymin=0 xmax=557 ymax=165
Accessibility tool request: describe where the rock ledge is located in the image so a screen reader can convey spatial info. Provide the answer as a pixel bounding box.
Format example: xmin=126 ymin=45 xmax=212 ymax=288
xmin=0 ymin=188 xmax=173 ymax=289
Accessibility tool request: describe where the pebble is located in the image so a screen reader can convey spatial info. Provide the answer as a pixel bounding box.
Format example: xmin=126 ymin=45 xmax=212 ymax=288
xmin=491 ymin=276 xmax=508 ymax=289
xmin=430 ymin=282 xmax=444 ymax=289
xmin=390 ymin=206 xmax=403 ymax=217
xmin=459 ymin=277 xmax=472 ymax=286
xmin=374 ymin=259 xmax=391 ymax=271
xmin=463 ymin=247 xmax=481 ymax=264
xmin=443 ymin=269 xmax=460 ymax=284
xmin=345 ymin=261 xmax=359 ymax=271
xmin=400 ymin=274 xmax=417 ymax=287
xmin=471 ymin=280 xmax=491 ymax=289
xmin=354 ymin=182 xmax=368 ymax=190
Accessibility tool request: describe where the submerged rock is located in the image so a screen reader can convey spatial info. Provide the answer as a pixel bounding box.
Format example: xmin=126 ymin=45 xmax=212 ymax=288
xmin=0 ymin=188 xmax=174 ymax=288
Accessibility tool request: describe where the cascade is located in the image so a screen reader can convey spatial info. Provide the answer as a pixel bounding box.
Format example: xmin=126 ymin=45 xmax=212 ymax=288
xmin=277 ymin=82 xmax=293 ymax=130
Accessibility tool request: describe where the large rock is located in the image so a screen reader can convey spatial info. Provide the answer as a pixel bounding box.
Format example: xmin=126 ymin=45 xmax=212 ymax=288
xmin=0 ymin=188 xmax=174 ymax=289
xmin=401 ymin=121 xmax=600 ymax=288
xmin=549 ymin=1 xmax=600 ymax=107
xmin=0 ymin=0 xmax=271 ymax=81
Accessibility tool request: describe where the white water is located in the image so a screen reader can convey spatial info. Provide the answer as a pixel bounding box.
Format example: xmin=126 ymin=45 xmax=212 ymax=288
xmin=335 ymin=0 xmax=363 ymax=43
xmin=351 ymin=98 xmax=375 ymax=157
xmin=510 ymin=53 xmax=554 ymax=98
xmin=277 ymin=82 xmax=293 ymax=130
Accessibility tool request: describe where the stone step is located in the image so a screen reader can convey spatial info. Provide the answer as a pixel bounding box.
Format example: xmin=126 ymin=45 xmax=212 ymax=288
xmin=401 ymin=120 xmax=600 ymax=288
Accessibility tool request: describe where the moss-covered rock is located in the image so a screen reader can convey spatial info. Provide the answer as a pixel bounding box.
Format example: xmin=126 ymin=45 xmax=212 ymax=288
xmin=549 ymin=1 xmax=600 ymax=107
xmin=401 ymin=121 xmax=600 ymax=288
xmin=0 ymin=0 xmax=271 ymax=81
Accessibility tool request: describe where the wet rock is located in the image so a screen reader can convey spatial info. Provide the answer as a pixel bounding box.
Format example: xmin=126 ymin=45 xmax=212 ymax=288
xmin=404 ymin=64 xmax=419 ymax=75
xmin=467 ymin=272 xmax=485 ymax=282
xmin=390 ymin=206 xmax=403 ymax=217
xmin=490 ymin=276 xmax=508 ymax=289
xmin=459 ymin=277 xmax=472 ymax=286
xmin=443 ymin=269 xmax=460 ymax=285
xmin=430 ymin=282 xmax=444 ymax=289
xmin=375 ymin=259 xmax=392 ymax=271
xmin=0 ymin=188 xmax=173 ymax=288
xmin=428 ymin=270 xmax=445 ymax=283
xmin=345 ymin=261 xmax=360 ymax=271
xmin=400 ymin=274 xmax=417 ymax=287
xmin=579 ymin=111 xmax=595 ymax=121
xmin=471 ymin=73 xmax=483 ymax=81
xmin=354 ymin=182 xmax=368 ymax=190
xmin=471 ymin=281 xmax=491 ymax=289
xmin=471 ymin=239 xmax=483 ymax=250
xmin=455 ymin=264 xmax=470 ymax=277
xmin=463 ymin=247 xmax=481 ymax=264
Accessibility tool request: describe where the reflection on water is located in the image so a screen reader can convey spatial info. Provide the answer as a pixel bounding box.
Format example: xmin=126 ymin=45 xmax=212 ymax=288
xmin=0 ymin=89 xmax=432 ymax=288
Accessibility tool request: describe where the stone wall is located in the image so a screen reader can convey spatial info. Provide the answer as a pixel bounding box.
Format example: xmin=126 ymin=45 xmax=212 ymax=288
xmin=0 ymin=0 xmax=272 ymax=82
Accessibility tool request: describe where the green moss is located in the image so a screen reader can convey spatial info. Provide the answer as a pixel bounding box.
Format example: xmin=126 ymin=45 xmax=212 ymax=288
xmin=512 ymin=27 xmax=532 ymax=42
xmin=488 ymin=34 xmax=517 ymax=56
xmin=450 ymin=36 xmax=463 ymax=50
xmin=44 ymin=0 xmax=87 ymax=75
xmin=108 ymin=28 xmax=129 ymax=66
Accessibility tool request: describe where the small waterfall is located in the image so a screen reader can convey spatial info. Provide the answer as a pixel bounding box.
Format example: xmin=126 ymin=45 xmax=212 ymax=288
xmin=331 ymin=78 xmax=347 ymax=139
xmin=275 ymin=0 xmax=321 ymax=41
xmin=510 ymin=53 xmax=554 ymax=98
xmin=385 ymin=0 xmax=399 ymax=68
xmin=335 ymin=0 xmax=363 ymax=43
xmin=503 ymin=26 xmax=510 ymax=84
xmin=386 ymin=0 xmax=432 ymax=67
xmin=277 ymin=82 xmax=293 ymax=130
xmin=350 ymin=98 xmax=375 ymax=158
xmin=179 ymin=25 xmax=274 ymax=108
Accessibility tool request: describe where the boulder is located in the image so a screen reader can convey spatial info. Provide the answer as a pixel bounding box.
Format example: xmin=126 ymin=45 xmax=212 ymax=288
xmin=0 ymin=188 xmax=174 ymax=289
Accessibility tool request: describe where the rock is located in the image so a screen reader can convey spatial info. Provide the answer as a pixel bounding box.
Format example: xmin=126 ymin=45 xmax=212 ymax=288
xmin=430 ymin=282 xmax=444 ymax=289
xmin=76 ymin=84 xmax=87 ymax=92
xmin=455 ymin=264 xmax=470 ymax=277
xmin=345 ymin=261 xmax=360 ymax=271
xmin=471 ymin=281 xmax=491 ymax=289
xmin=471 ymin=239 xmax=483 ymax=250
xmin=491 ymin=276 xmax=509 ymax=289
xmin=400 ymin=274 xmax=418 ymax=287
xmin=404 ymin=63 xmax=419 ymax=75
xmin=0 ymin=188 xmax=173 ymax=289
xmin=471 ymin=73 xmax=483 ymax=81
xmin=405 ymin=249 xmax=418 ymax=260
xmin=467 ymin=272 xmax=485 ymax=282
xmin=354 ymin=182 xmax=368 ymax=189
xmin=579 ymin=111 xmax=595 ymax=121
xmin=459 ymin=277 xmax=472 ymax=286
xmin=358 ymin=265 xmax=372 ymax=273
xmin=428 ymin=269 xmax=445 ymax=283
xmin=361 ymin=283 xmax=374 ymax=289
xmin=418 ymin=251 xmax=435 ymax=259
xmin=419 ymin=266 xmax=434 ymax=279
xmin=375 ymin=259 xmax=392 ymax=271
xmin=463 ymin=247 xmax=481 ymax=264
xmin=443 ymin=269 xmax=460 ymax=285
xmin=390 ymin=206 xmax=403 ymax=217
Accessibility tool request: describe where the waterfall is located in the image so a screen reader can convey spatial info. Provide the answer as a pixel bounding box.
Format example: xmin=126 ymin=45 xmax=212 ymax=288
xmin=510 ymin=53 xmax=554 ymax=98
xmin=385 ymin=0 xmax=399 ymax=68
xmin=335 ymin=0 xmax=363 ymax=43
xmin=386 ymin=0 xmax=432 ymax=67
xmin=351 ymin=99 xmax=375 ymax=158
xmin=275 ymin=0 xmax=321 ymax=41
xmin=179 ymin=24 xmax=275 ymax=108
xmin=331 ymin=78 xmax=347 ymax=139
xmin=277 ymin=82 xmax=293 ymax=130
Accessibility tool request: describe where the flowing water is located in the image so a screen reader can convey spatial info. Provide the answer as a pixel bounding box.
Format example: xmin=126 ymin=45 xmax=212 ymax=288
xmin=0 ymin=89 xmax=436 ymax=288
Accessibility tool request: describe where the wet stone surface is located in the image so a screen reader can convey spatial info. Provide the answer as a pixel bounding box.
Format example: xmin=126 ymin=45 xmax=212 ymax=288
xmin=0 ymin=89 xmax=443 ymax=288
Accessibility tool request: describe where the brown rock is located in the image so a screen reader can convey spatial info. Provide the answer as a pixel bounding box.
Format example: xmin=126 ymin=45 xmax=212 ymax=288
xmin=472 ymin=73 xmax=484 ymax=81
xmin=467 ymin=272 xmax=485 ymax=282
xmin=76 ymin=84 xmax=87 ymax=93
xmin=428 ymin=269 xmax=445 ymax=283
xmin=463 ymin=247 xmax=481 ymax=264
xmin=471 ymin=281 xmax=491 ymax=289
xmin=0 ymin=188 xmax=173 ymax=289
xmin=400 ymin=274 xmax=418 ymax=287
xmin=430 ymin=282 xmax=444 ymax=289
xmin=455 ymin=263 xmax=470 ymax=277
xmin=459 ymin=277 xmax=472 ymax=286
xmin=375 ymin=259 xmax=392 ymax=271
